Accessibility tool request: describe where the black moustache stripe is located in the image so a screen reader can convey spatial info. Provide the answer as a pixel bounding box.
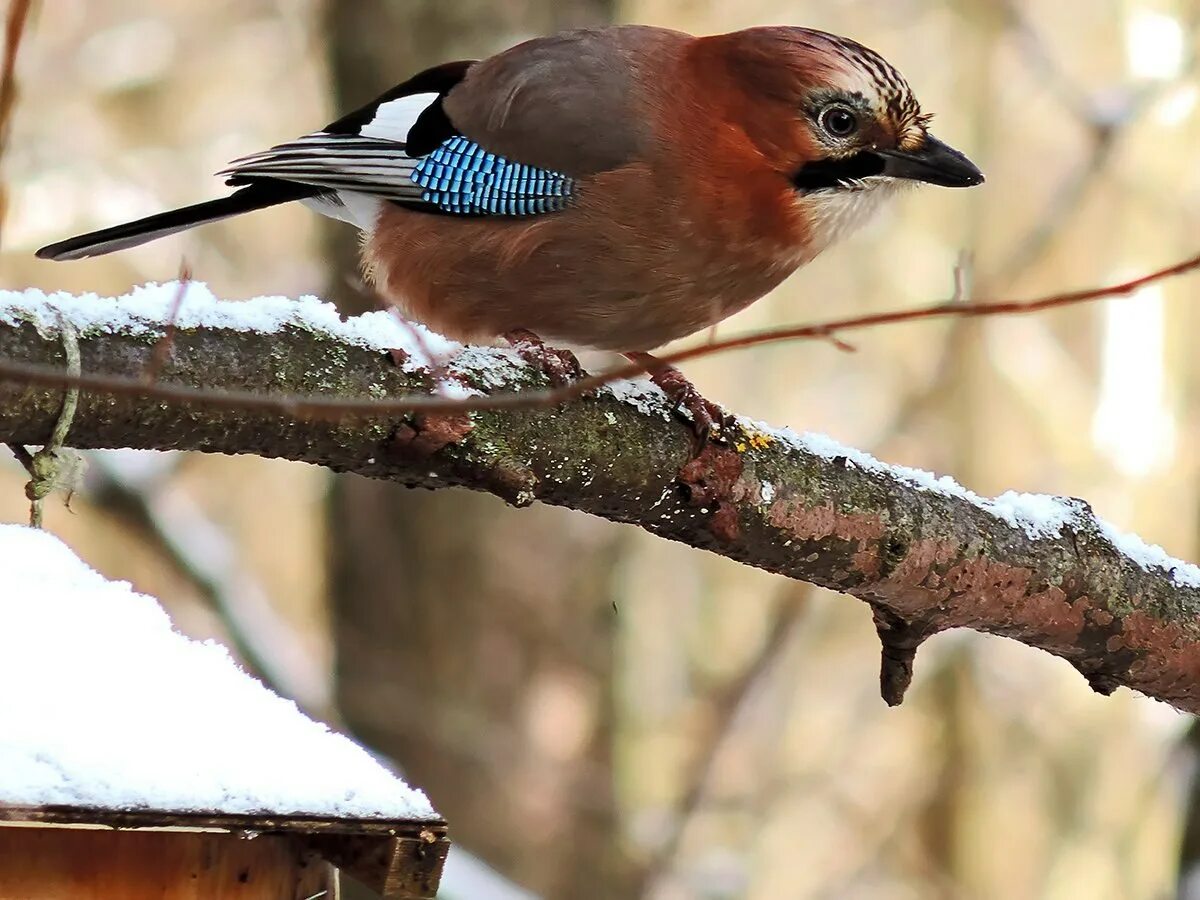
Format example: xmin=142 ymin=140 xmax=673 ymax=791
xmin=791 ymin=152 xmax=886 ymax=191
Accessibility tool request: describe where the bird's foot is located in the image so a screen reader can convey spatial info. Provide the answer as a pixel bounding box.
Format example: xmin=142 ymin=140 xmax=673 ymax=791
xmin=505 ymin=329 xmax=584 ymax=386
xmin=624 ymin=352 xmax=731 ymax=452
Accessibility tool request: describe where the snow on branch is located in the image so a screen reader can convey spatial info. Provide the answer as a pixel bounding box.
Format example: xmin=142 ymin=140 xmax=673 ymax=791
xmin=2 ymin=284 xmax=1200 ymax=713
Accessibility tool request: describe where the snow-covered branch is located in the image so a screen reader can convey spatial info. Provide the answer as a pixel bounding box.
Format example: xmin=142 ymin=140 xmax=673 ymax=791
xmin=3 ymin=285 xmax=1200 ymax=713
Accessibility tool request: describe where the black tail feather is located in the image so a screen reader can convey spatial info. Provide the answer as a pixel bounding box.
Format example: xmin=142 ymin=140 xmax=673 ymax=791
xmin=36 ymin=180 xmax=321 ymax=262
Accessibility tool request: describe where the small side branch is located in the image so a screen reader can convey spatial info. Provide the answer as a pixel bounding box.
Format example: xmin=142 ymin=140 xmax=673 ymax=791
xmin=9 ymin=318 xmax=82 ymax=527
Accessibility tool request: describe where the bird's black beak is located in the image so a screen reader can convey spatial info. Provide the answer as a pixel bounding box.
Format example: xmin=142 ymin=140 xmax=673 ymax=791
xmin=876 ymin=134 xmax=984 ymax=188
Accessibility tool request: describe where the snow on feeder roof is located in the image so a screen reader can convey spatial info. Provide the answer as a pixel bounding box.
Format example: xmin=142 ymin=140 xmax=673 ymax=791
xmin=0 ymin=523 xmax=447 ymax=899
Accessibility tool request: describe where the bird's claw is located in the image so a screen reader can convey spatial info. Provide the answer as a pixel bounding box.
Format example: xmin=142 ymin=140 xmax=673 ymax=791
xmin=630 ymin=355 xmax=729 ymax=454
xmin=668 ymin=380 xmax=730 ymax=453
xmin=505 ymin=329 xmax=583 ymax=386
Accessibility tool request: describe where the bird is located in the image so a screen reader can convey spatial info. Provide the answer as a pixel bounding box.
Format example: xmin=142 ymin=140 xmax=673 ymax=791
xmin=37 ymin=24 xmax=983 ymax=443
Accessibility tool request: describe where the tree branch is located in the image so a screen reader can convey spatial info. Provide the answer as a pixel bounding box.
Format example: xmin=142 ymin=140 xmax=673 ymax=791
xmin=3 ymin=293 xmax=1200 ymax=713
xmin=3 ymin=252 xmax=1200 ymax=422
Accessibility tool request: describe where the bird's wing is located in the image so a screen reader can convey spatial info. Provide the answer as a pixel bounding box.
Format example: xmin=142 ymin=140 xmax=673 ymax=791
xmin=440 ymin=27 xmax=659 ymax=177
xmin=222 ymin=29 xmax=661 ymax=218
xmin=223 ymin=129 xmax=578 ymax=216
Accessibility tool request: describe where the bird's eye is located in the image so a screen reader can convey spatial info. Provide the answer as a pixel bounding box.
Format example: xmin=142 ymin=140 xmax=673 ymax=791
xmin=820 ymin=106 xmax=858 ymax=138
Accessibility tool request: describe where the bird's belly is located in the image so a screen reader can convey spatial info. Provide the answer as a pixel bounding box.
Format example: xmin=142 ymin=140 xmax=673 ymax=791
xmin=367 ymin=204 xmax=795 ymax=352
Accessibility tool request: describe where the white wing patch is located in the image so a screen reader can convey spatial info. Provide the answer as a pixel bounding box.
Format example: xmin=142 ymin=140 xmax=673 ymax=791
xmin=217 ymin=91 xmax=448 ymax=232
xmin=301 ymin=192 xmax=383 ymax=231
xmin=359 ymin=92 xmax=440 ymax=143
xmin=217 ymin=90 xmax=442 ymax=210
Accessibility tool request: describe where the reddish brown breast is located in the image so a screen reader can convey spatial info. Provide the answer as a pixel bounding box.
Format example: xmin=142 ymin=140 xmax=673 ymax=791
xmin=367 ymin=30 xmax=816 ymax=352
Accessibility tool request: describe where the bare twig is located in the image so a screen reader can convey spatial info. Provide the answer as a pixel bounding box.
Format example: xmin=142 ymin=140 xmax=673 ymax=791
xmin=14 ymin=317 xmax=80 ymax=527
xmin=1 ymin=250 xmax=1198 ymax=423
xmin=143 ymin=264 xmax=192 ymax=384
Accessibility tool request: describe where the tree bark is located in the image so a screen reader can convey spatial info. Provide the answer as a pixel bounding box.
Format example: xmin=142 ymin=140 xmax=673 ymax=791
xmin=320 ymin=4 xmax=626 ymax=898
xmin=3 ymin=314 xmax=1200 ymax=719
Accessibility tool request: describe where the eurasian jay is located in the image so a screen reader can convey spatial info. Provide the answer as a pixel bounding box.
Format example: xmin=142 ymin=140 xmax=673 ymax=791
xmin=37 ymin=25 xmax=983 ymax=439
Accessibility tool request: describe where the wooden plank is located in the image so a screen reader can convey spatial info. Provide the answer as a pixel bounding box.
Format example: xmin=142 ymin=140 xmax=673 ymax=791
xmin=306 ymin=831 xmax=450 ymax=900
xmin=0 ymin=804 xmax=446 ymax=839
xmin=0 ymin=827 xmax=335 ymax=900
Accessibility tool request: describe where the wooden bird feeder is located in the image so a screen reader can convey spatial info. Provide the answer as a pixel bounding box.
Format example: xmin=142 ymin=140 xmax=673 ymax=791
xmin=0 ymin=805 xmax=449 ymax=899
xmin=0 ymin=523 xmax=450 ymax=899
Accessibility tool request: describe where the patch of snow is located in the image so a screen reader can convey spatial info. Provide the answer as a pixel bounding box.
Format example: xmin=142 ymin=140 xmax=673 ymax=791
xmin=0 ymin=282 xmax=582 ymax=395
xmin=0 ymin=283 xmax=689 ymax=405
xmin=449 ymin=345 xmax=529 ymax=390
xmin=0 ymin=281 xmax=459 ymax=374
xmin=782 ymin=425 xmax=1020 ymax=521
xmin=604 ymin=378 xmax=673 ymax=420
xmin=434 ymin=378 xmax=484 ymax=401
xmin=986 ymin=491 xmax=1081 ymax=540
xmin=0 ymin=524 xmax=438 ymax=821
xmin=1098 ymin=519 xmax=1200 ymax=589
xmin=751 ymin=420 xmax=1200 ymax=589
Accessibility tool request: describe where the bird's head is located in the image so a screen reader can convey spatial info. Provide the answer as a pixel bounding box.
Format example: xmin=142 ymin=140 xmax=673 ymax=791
xmin=711 ymin=27 xmax=983 ymax=199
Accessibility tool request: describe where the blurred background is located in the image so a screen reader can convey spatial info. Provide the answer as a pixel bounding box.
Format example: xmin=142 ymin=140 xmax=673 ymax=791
xmin=3 ymin=1 xmax=1200 ymax=898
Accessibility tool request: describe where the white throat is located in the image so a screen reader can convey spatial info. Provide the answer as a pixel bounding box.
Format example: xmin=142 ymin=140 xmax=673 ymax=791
xmin=799 ymin=178 xmax=903 ymax=260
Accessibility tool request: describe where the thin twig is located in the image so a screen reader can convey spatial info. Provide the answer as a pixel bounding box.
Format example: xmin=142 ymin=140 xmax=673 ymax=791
xmin=816 ymin=328 xmax=858 ymax=353
xmin=23 ymin=317 xmax=80 ymax=527
xmin=143 ymin=263 xmax=192 ymax=384
xmin=47 ymin=316 xmax=79 ymax=450
xmin=0 ymin=250 xmax=1197 ymax=422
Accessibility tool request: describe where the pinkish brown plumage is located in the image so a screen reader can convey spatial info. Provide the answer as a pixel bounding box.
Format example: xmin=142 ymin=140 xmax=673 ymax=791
xmin=38 ymin=24 xmax=982 ymax=439
xmin=359 ymin=26 xmax=981 ymax=351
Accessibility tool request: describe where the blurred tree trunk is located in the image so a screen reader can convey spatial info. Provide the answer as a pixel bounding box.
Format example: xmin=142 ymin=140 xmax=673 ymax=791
xmin=320 ymin=3 xmax=633 ymax=899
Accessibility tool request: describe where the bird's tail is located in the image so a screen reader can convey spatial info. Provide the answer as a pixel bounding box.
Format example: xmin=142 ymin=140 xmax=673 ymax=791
xmin=36 ymin=180 xmax=320 ymax=261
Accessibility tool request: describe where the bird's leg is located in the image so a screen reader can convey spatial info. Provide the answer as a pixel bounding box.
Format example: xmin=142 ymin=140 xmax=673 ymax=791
xmin=624 ymin=351 xmax=730 ymax=450
xmin=504 ymin=329 xmax=584 ymax=386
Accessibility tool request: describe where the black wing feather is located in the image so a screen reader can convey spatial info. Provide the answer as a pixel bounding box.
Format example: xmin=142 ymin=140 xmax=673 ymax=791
xmin=36 ymin=180 xmax=320 ymax=261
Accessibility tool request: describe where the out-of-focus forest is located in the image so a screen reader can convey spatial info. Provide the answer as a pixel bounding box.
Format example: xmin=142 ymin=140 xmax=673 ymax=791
xmin=3 ymin=1 xmax=1200 ymax=898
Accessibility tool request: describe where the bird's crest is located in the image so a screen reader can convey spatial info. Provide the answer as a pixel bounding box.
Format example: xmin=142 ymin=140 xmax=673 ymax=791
xmin=812 ymin=31 xmax=932 ymax=149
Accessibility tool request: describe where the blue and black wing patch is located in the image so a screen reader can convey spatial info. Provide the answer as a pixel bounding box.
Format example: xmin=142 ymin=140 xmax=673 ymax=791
xmin=221 ymin=61 xmax=578 ymax=220
xmin=223 ymin=132 xmax=576 ymax=218
xmin=411 ymin=135 xmax=575 ymax=216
